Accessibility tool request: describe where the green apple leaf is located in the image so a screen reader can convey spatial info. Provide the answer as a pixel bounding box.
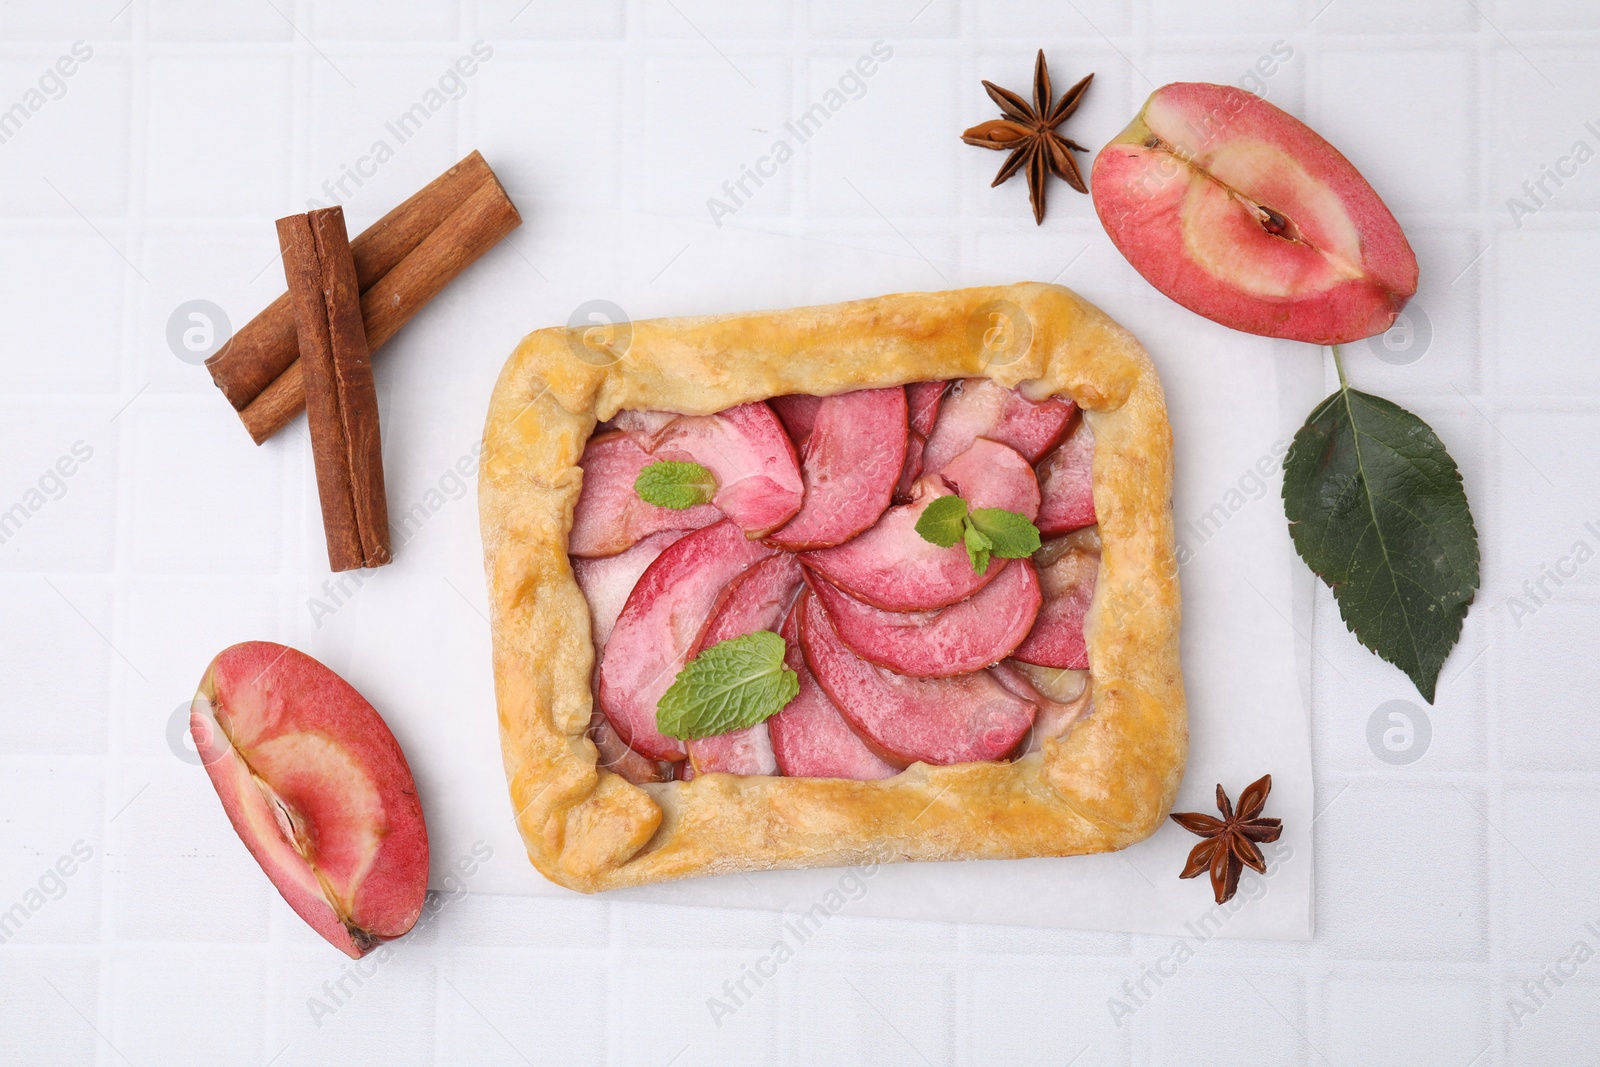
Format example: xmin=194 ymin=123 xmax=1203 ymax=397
xmin=656 ymin=631 xmax=799 ymax=741
xmin=1282 ymin=385 xmax=1479 ymax=704
xmin=635 ymin=460 xmax=717 ymax=509
xmin=914 ymin=495 xmax=969 ymax=547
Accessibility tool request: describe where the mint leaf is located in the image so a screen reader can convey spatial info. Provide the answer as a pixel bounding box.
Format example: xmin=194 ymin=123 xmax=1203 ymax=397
xmin=969 ymin=508 xmax=1041 ymax=559
xmin=1282 ymin=386 xmax=1479 ymax=704
xmin=656 ymin=631 xmax=799 ymax=740
xmin=964 ymin=521 xmax=993 ymax=574
xmin=915 ymin=495 xmax=969 ymax=547
xmin=635 ymin=460 xmax=716 ymax=509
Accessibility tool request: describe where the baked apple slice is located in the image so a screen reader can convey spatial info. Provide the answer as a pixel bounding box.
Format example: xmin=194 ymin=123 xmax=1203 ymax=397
xmin=1012 ymin=528 xmax=1100 ymax=670
xmin=569 ymin=432 xmax=720 ymax=557
xmin=767 ymin=387 xmax=907 ymax=550
xmin=768 ymin=393 xmax=824 ymax=446
xmin=919 ymin=378 xmax=1075 ymax=475
xmin=805 ymin=560 xmax=1040 ymax=678
xmin=991 ymin=660 xmax=1093 ymax=754
xmin=801 ymin=438 xmax=1039 ymax=612
xmin=799 ymin=591 xmax=1036 ymax=766
xmin=190 ymin=642 xmax=428 ymax=958
xmin=572 ymin=530 xmax=685 ymax=651
xmin=1035 ymin=414 xmax=1096 ymax=536
xmin=586 ymin=708 xmax=668 ymax=785
xmin=906 ymin=381 xmax=946 ymax=437
xmin=769 ymin=605 xmax=898 ymax=780
xmin=1091 ymin=82 xmax=1418 ymax=344
xmin=598 ymin=519 xmax=777 ymax=761
xmin=614 ymin=402 xmax=803 ymax=537
xmin=683 ymin=552 xmax=803 ymax=776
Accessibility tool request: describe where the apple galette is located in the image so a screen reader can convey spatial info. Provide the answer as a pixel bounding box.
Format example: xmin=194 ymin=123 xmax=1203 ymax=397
xmin=479 ymin=283 xmax=1183 ymax=892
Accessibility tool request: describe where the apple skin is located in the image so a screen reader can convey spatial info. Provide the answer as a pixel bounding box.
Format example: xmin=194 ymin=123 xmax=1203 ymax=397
xmin=1092 ymin=82 xmax=1418 ymax=345
xmin=191 ymin=642 xmax=428 ymax=959
xmin=768 ymin=604 xmax=898 ymax=780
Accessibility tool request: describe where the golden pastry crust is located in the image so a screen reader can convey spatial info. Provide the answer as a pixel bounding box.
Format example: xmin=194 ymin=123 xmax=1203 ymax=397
xmin=479 ymin=283 xmax=1184 ymax=892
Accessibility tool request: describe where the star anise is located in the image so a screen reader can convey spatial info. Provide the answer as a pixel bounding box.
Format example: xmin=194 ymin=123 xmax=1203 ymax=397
xmin=961 ymin=51 xmax=1092 ymax=225
xmin=1170 ymin=774 xmax=1283 ymax=905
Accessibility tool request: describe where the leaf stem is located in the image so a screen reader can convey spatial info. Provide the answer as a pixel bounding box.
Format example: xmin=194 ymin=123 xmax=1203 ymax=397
xmin=1331 ymin=343 xmax=1349 ymax=391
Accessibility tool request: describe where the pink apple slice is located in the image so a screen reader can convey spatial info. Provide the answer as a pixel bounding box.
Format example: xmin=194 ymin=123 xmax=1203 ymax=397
xmin=801 ymin=438 xmax=1039 ymax=612
xmin=572 ymin=530 xmax=686 ymax=651
xmin=919 ymin=378 xmax=1076 ymax=475
xmin=799 ymin=592 xmax=1035 ymax=766
xmin=614 ymin=402 xmax=803 ymax=537
xmin=586 ymin=708 xmax=667 ymax=785
xmin=991 ymin=660 xmax=1093 ymax=754
xmin=769 ymin=605 xmax=898 ymax=780
xmin=767 ymin=387 xmax=907 ymax=550
xmin=1091 ymin=82 xmax=1418 ymax=344
xmin=906 ymin=380 xmax=946 ymax=437
xmin=1012 ymin=530 xmax=1100 ymax=670
xmin=191 ymin=642 xmax=428 ymax=958
xmin=1035 ymin=414 xmax=1096 ymax=536
xmin=598 ymin=519 xmax=777 ymax=761
xmin=569 ymin=432 xmax=721 ymax=558
xmin=768 ymin=393 xmax=824 ymax=446
xmin=683 ymin=552 xmax=803 ymax=776
xmin=805 ymin=559 xmax=1040 ymax=678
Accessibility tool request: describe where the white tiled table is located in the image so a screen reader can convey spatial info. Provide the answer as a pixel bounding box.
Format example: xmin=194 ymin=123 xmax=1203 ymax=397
xmin=2 ymin=1 xmax=1596 ymax=1064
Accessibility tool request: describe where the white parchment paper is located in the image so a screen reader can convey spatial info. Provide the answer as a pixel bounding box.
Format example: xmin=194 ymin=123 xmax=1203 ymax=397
xmin=294 ymin=211 xmax=1318 ymax=939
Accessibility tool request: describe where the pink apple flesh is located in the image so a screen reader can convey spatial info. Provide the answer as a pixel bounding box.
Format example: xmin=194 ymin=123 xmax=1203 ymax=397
xmin=569 ymin=432 xmax=720 ymax=558
xmin=598 ymin=520 xmax=777 ymax=761
xmin=768 ymin=393 xmax=824 ymax=446
xmin=1035 ymin=414 xmax=1096 ymax=536
xmin=767 ymin=387 xmax=907 ymax=550
xmin=572 ymin=530 xmax=686 ymax=652
xmin=805 ymin=559 xmax=1040 ymax=678
xmin=769 ymin=605 xmax=899 ymax=780
xmin=684 ymin=552 xmax=803 ymax=776
xmin=614 ymin=402 xmax=803 ymax=537
xmin=799 ymin=592 xmax=1036 ymax=767
xmin=1012 ymin=530 xmax=1100 ymax=670
xmin=1092 ymin=82 xmax=1418 ymax=345
xmin=801 ymin=439 xmax=1039 ymax=612
xmin=191 ymin=642 xmax=428 ymax=959
xmin=919 ymin=378 xmax=1075 ymax=476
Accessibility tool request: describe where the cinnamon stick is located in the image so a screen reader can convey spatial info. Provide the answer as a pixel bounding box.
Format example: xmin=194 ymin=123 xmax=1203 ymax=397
xmin=278 ymin=207 xmax=391 ymax=572
xmin=214 ymin=151 xmax=521 ymax=443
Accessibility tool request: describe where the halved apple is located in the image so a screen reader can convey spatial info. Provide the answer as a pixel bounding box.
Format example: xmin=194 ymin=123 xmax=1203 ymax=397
xmin=1012 ymin=529 xmax=1100 ymax=670
xmin=767 ymin=387 xmax=907 ymax=550
xmin=614 ymin=402 xmax=803 ymax=537
xmin=598 ymin=519 xmax=777 ymax=761
xmin=190 ymin=642 xmax=428 ymax=958
xmin=799 ymin=591 xmax=1035 ymax=766
xmin=1092 ymin=82 xmax=1418 ymax=344
xmin=801 ymin=439 xmax=1039 ymax=612
xmin=569 ymin=432 xmax=720 ymax=558
xmin=1036 ymin=414 xmax=1096 ymax=536
xmin=805 ymin=560 xmax=1039 ymax=678
xmin=768 ymin=606 xmax=898 ymax=780
xmin=683 ymin=552 xmax=803 ymax=776
xmin=919 ymin=378 xmax=1075 ymax=476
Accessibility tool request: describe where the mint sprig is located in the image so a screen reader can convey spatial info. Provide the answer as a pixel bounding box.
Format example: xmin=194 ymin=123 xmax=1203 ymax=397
xmin=656 ymin=631 xmax=799 ymax=741
xmin=1282 ymin=351 xmax=1479 ymax=704
xmin=914 ymin=494 xmax=1040 ymax=574
xmin=635 ymin=460 xmax=717 ymax=509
